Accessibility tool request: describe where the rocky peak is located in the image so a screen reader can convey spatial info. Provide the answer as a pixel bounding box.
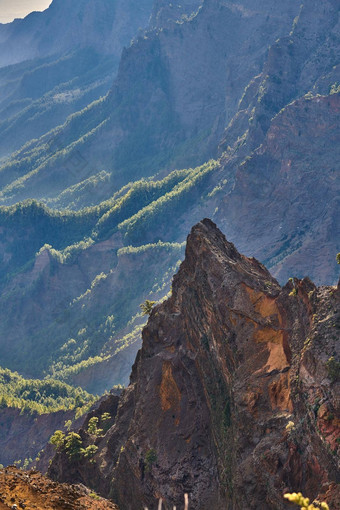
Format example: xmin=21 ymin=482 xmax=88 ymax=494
xmin=49 ymin=220 xmax=339 ymax=509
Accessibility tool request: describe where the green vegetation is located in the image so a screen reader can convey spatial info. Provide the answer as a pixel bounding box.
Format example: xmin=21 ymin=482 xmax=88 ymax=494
xmin=64 ymin=432 xmax=83 ymax=459
xmin=326 ymin=357 xmax=340 ymax=382
xmin=284 ymin=492 xmax=329 ymax=510
xmin=0 ymin=157 xmax=215 ymax=387
xmin=49 ymin=430 xmax=66 ymax=449
xmin=140 ymin=300 xmax=156 ymax=316
xmin=0 ymin=164 xmax=203 ymax=282
xmin=0 ymin=367 xmax=95 ymax=415
xmin=145 ymin=448 xmax=157 ymax=471
xmin=89 ymin=491 xmax=101 ymax=500
xmin=101 ymin=412 xmax=112 ymax=433
xmin=118 ymin=160 xmax=218 ymax=244
xmin=50 ymin=429 xmax=99 ymax=463
xmin=87 ymin=417 xmax=103 ymax=436
xmin=94 ymin=169 xmax=192 ymax=241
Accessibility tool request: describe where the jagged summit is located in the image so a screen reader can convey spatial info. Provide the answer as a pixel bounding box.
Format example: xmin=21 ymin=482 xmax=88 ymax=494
xmin=177 ymin=218 xmax=280 ymax=295
xmin=48 ymin=220 xmax=339 ymax=510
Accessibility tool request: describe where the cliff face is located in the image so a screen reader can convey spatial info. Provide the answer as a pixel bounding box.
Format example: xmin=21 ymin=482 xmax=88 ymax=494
xmin=49 ymin=220 xmax=340 ymax=509
xmin=215 ymin=91 xmax=340 ymax=285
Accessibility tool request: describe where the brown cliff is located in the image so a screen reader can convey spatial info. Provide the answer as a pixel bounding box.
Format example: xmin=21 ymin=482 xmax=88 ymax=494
xmin=48 ymin=219 xmax=339 ymax=508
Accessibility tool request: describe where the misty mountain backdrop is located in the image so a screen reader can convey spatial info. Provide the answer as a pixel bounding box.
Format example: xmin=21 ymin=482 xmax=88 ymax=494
xmin=0 ymin=0 xmax=338 ymax=473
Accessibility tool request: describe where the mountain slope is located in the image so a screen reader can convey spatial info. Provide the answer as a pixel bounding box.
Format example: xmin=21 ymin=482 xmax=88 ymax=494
xmin=48 ymin=219 xmax=340 ymax=509
xmin=0 ymin=0 xmax=338 ymax=395
xmin=0 ymin=172 xmax=190 ymax=387
xmin=0 ymin=0 xmax=300 ymax=205
xmin=0 ymin=0 xmax=155 ymax=159
xmin=0 ymin=367 xmax=95 ymax=466
xmin=0 ymin=0 xmax=154 ymax=68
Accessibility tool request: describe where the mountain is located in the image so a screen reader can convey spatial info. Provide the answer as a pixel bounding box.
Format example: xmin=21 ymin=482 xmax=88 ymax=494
xmin=48 ymin=219 xmax=340 ymax=509
xmin=0 ymin=0 xmax=338 ymax=434
xmin=0 ymin=0 xmax=154 ymax=68
xmin=0 ymin=0 xmax=338 ymax=398
xmin=0 ymin=0 xmax=301 ymax=204
xmin=0 ymin=367 xmax=96 ymax=467
xmin=0 ymin=0 xmax=155 ymax=159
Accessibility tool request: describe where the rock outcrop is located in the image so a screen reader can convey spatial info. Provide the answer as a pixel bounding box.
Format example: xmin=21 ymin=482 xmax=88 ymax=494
xmin=0 ymin=467 xmax=117 ymax=509
xmin=49 ymin=219 xmax=340 ymax=509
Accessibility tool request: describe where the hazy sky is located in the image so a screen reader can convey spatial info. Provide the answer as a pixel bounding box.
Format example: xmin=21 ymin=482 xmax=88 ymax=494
xmin=0 ymin=0 xmax=52 ymax=23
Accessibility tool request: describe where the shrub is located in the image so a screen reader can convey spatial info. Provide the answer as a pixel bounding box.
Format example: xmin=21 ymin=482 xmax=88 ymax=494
xmin=140 ymin=300 xmax=156 ymax=316
xmin=284 ymin=492 xmax=329 ymax=509
xmin=145 ymin=449 xmax=157 ymax=471
xmin=87 ymin=416 xmax=103 ymax=436
xmin=64 ymin=432 xmax=83 ymax=459
xmin=80 ymin=445 xmax=98 ymax=463
xmin=49 ymin=430 xmax=66 ymax=450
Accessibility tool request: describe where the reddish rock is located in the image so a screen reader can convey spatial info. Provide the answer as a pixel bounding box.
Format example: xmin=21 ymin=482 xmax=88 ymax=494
xmin=49 ymin=219 xmax=339 ymax=509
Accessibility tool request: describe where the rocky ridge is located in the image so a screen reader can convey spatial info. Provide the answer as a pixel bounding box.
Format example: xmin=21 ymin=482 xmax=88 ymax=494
xmin=48 ymin=219 xmax=340 ymax=509
xmin=0 ymin=0 xmax=154 ymax=68
xmin=0 ymin=0 xmax=300 ymax=202
xmin=0 ymin=0 xmax=156 ymax=159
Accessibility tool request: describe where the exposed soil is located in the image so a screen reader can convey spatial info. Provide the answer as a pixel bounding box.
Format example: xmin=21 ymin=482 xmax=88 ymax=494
xmin=0 ymin=467 xmax=118 ymax=510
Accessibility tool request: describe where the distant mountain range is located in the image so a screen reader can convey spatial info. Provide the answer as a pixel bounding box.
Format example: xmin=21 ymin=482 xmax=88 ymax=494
xmin=0 ymin=0 xmax=338 ymax=445
xmin=0 ymin=0 xmax=155 ymax=67
xmin=0 ymin=0 xmax=156 ymax=159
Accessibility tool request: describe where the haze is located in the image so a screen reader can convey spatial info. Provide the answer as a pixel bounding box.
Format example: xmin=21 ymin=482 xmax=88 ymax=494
xmin=0 ymin=0 xmax=51 ymax=23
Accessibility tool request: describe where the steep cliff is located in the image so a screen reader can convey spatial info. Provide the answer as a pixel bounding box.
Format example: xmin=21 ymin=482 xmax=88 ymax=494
xmin=215 ymin=91 xmax=340 ymax=285
xmin=48 ymin=219 xmax=340 ymax=509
